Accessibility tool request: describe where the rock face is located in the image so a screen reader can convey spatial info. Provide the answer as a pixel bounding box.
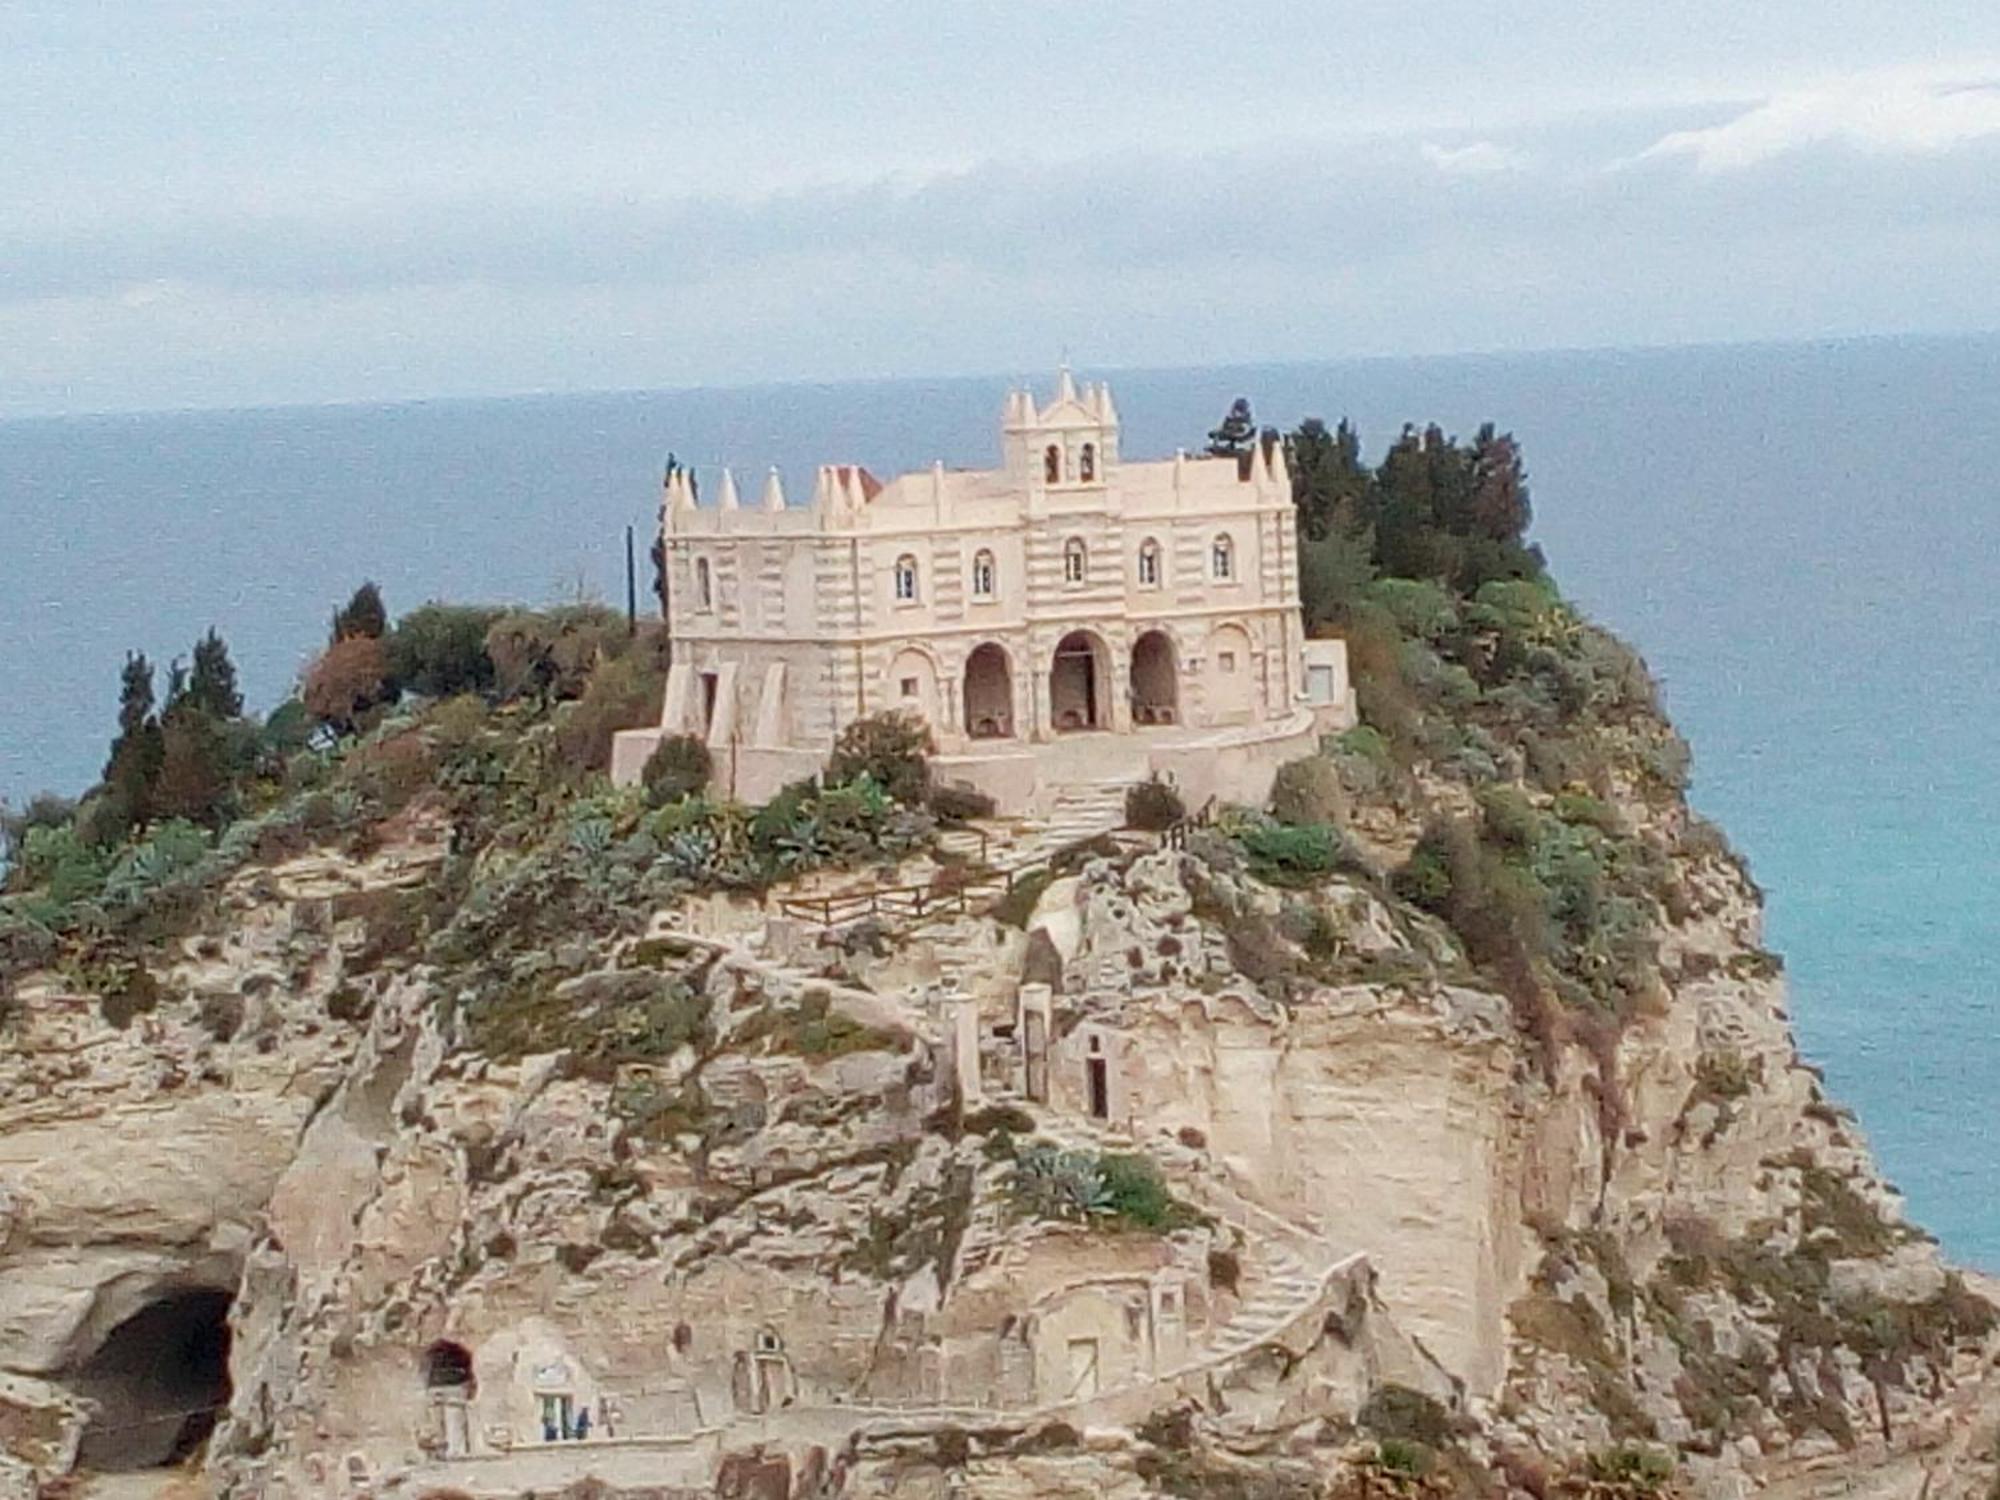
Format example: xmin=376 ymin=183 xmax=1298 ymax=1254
xmin=2 ymin=760 xmax=1997 ymax=1498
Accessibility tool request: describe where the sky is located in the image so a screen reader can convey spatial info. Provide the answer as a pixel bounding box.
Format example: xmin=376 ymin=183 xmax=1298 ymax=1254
xmin=6 ymin=2 xmax=2000 ymax=416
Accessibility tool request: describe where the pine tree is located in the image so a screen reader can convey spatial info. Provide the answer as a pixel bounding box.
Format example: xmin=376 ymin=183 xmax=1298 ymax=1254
xmin=330 ymin=581 xmax=388 ymax=644
xmin=187 ymin=628 xmax=244 ymax=719
xmin=1205 ymin=399 xmax=1258 ymax=460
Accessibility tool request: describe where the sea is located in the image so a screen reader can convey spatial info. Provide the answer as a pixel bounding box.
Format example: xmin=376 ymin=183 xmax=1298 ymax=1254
xmin=3 ymin=335 xmax=1998 ymax=1264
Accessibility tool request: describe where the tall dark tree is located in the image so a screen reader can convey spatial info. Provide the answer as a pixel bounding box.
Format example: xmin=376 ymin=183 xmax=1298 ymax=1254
xmin=1289 ymin=419 xmax=1378 ymax=631
xmin=154 ymin=707 xmax=232 ymax=826
xmin=649 ymin=454 xmax=696 ymax=630
xmin=186 ymin=628 xmax=244 ymax=719
xmin=1466 ymin=423 xmax=1531 ymax=544
xmin=1205 ymin=399 xmax=1258 ymax=464
xmin=330 ymin=581 xmax=388 ymax=644
xmin=112 ymin=651 xmax=156 ymax=746
xmin=99 ymin=652 xmax=164 ymax=837
xmin=1288 ymin=418 xmax=1372 ymax=544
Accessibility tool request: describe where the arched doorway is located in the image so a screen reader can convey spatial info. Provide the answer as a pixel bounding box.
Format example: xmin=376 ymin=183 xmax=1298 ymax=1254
xmin=963 ymin=642 xmax=1014 ymax=738
xmin=423 ymin=1341 xmax=476 ymax=1458
xmin=73 ymin=1288 xmax=234 ymax=1471
xmin=1049 ymin=631 xmax=1108 ymax=732
xmin=1130 ymin=630 xmax=1178 ymax=725
xmin=424 ymin=1340 xmax=475 ymax=1391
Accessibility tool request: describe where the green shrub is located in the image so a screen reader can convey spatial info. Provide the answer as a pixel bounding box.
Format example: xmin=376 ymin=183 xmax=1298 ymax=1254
xmin=1477 ymin=784 xmax=1542 ymax=852
xmin=387 ymin=603 xmax=505 ymax=697
xmin=1372 ymin=1439 xmax=1433 ymax=1476
xmin=559 ymin=644 xmax=668 ymax=774
xmin=1 ymin=793 xmax=76 ymax=869
xmin=1364 ymin=577 xmax=1458 ymax=642
xmin=1096 ymin=1153 xmax=1204 ymax=1231
xmin=1586 ymin=1446 xmax=1673 ymax=1491
xmin=1268 ymin=756 xmax=1345 ymax=827
xmin=827 ymin=711 xmax=933 ymax=806
xmin=1124 ymin=775 xmax=1185 ymax=831
xmin=642 ymin=735 xmax=712 ymax=806
xmin=1237 ymin=821 xmax=1346 ymax=886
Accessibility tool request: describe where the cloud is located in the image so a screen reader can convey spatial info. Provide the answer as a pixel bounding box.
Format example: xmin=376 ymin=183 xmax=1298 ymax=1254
xmin=1637 ymin=71 xmax=2000 ymax=172
xmin=1420 ymin=141 xmax=1531 ymax=175
xmin=6 ymin=101 xmax=2000 ymax=414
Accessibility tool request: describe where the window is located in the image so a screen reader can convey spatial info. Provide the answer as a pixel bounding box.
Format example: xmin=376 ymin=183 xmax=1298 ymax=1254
xmin=1080 ymin=442 xmax=1096 ymax=482
xmin=694 ymin=557 xmax=713 ymax=611
xmin=971 ymin=548 xmax=996 ymax=599
xmin=1137 ymin=538 xmax=1161 ymax=588
xmin=900 ymin=677 xmax=918 ymax=698
xmin=1211 ymin=533 xmax=1235 ymax=581
xmin=894 ymin=554 xmax=919 ymax=602
xmin=1044 ymin=444 xmax=1062 ymax=483
xmin=1219 ymin=651 xmax=1237 ymax=673
xmin=1063 ymin=537 xmax=1087 ymax=585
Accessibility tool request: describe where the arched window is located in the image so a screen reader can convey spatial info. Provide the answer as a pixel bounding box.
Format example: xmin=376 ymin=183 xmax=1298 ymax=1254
xmin=694 ymin=557 xmax=713 ymax=611
xmin=971 ymin=549 xmax=996 ymax=599
xmin=1210 ymin=533 xmax=1235 ymax=581
xmin=1062 ymin=537 xmax=1087 ymax=585
xmin=1137 ymin=538 xmax=1162 ymax=588
xmin=894 ymin=554 xmax=920 ymax=602
xmin=1044 ymin=444 xmax=1062 ymax=483
xmin=1080 ymin=442 xmax=1096 ymax=482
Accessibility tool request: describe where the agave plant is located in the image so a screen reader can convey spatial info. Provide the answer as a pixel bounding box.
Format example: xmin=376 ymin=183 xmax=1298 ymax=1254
xmin=661 ymin=827 xmax=722 ymax=880
xmin=773 ymin=814 xmax=834 ymax=871
xmin=568 ymin=815 xmax=615 ymax=860
xmin=1011 ymin=1144 xmax=1113 ymax=1222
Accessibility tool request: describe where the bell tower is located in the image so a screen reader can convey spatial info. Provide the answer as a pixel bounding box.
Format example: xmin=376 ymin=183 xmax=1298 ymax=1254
xmin=1001 ymin=366 xmax=1121 ymax=488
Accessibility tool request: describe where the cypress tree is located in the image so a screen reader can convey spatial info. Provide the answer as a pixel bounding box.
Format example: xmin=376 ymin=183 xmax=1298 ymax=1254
xmin=187 ymin=628 xmax=244 ymax=719
xmin=100 ymin=652 xmax=164 ymax=836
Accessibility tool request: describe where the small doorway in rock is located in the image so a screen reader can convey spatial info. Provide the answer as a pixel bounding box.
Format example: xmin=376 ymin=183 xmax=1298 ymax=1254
xmin=699 ymin=671 xmax=719 ymax=731
xmin=1086 ymin=1049 xmax=1109 ymax=1120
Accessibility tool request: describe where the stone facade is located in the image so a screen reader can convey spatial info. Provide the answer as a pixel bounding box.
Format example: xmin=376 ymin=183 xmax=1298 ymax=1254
xmin=612 ymin=371 xmax=1355 ymax=811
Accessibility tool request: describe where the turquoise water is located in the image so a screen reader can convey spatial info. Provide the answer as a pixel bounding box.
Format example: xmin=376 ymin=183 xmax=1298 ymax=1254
xmin=4 ymin=335 xmax=1998 ymax=1261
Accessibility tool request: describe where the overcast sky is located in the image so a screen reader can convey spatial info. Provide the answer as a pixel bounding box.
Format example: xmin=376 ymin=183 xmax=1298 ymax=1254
xmin=6 ymin=2 xmax=2000 ymax=416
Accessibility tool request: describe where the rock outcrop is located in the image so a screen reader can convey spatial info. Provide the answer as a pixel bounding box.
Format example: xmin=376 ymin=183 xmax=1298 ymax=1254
xmin=2 ymin=685 xmax=1996 ymax=1499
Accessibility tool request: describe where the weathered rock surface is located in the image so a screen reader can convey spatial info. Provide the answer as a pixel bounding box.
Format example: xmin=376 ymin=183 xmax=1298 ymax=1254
xmin=0 ymin=774 xmax=1993 ymax=1500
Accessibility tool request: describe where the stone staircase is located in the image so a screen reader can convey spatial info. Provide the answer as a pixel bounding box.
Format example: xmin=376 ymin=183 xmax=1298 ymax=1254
xmin=973 ymin=1096 xmax=1341 ymax=1377
xmin=935 ymin=780 xmax=1133 ymax=875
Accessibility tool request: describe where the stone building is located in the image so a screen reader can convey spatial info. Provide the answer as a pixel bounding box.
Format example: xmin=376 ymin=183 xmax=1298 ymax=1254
xmin=613 ymin=371 xmax=1354 ymax=812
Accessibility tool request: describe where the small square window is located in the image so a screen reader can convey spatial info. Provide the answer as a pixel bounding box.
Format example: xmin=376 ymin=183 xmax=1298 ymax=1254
xmin=1219 ymin=651 xmax=1237 ymax=673
xmin=900 ymin=677 xmax=918 ymax=698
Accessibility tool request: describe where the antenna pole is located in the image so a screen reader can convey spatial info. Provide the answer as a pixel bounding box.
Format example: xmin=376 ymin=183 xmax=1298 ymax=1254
xmin=624 ymin=524 xmax=637 ymax=633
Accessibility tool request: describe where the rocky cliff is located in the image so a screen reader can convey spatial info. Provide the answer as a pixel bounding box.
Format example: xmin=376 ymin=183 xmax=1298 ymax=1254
xmin=3 ymin=593 xmax=1998 ymax=1500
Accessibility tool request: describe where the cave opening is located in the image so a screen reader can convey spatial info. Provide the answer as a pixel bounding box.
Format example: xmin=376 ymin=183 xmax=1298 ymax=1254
xmin=73 ymin=1288 xmax=234 ymax=1472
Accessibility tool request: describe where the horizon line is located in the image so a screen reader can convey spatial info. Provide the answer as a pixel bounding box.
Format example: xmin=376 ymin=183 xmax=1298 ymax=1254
xmin=5 ymin=324 xmax=1997 ymax=427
